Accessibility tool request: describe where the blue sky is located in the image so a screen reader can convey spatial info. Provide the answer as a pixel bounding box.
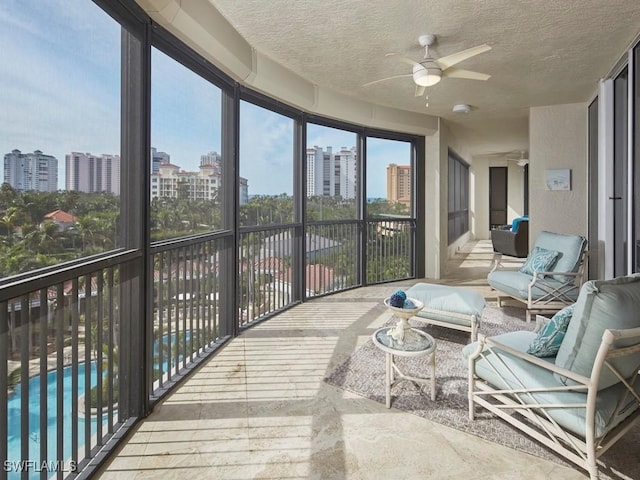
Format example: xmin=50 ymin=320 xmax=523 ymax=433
xmin=1 ymin=0 xmax=411 ymax=199
xmin=0 ymin=0 xmax=121 ymax=187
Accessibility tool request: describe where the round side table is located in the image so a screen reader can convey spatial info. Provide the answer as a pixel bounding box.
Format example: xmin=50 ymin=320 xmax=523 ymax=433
xmin=372 ymin=326 xmax=436 ymax=408
xmin=383 ymin=297 xmax=424 ymax=345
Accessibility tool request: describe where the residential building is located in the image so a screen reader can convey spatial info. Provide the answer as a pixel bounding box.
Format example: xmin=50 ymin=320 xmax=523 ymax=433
xmin=386 ymin=163 xmax=411 ymax=207
xmin=239 ymin=176 xmax=249 ymax=205
xmin=3 ymin=149 xmax=58 ymax=192
xmin=200 ymin=151 xmax=222 ymax=172
xmin=151 ymin=147 xmax=170 ymax=174
xmin=150 ymin=162 xmax=215 ymax=200
xmin=150 ymin=153 xmax=248 ymax=203
xmin=306 ymin=145 xmax=356 ymax=199
xmin=65 ymin=152 xmax=120 ymax=195
xmin=42 ymin=209 xmax=77 ymax=232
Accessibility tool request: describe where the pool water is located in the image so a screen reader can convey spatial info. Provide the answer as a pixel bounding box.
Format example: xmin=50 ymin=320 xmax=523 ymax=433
xmin=7 ymin=362 xmax=103 ymax=478
xmin=6 ymin=333 xmax=186 ymax=478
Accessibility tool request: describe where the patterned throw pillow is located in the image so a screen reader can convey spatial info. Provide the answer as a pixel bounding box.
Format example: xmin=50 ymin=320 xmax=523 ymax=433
xmin=527 ymin=304 xmax=575 ymax=357
xmin=519 ymin=246 xmax=559 ymax=276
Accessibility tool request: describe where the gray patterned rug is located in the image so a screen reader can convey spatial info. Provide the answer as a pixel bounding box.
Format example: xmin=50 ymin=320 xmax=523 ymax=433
xmin=325 ymin=305 xmax=640 ymax=480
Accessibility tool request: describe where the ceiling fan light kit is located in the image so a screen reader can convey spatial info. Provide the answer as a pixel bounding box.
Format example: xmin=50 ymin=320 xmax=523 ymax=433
xmin=413 ymin=63 xmax=441 ymax=86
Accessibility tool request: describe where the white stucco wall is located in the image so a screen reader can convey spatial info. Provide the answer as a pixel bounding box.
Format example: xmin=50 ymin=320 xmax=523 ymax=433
xmin=423 ymin=124 xmax=442 ymax=279
xmin=422 ymin=120 xmax=479 ymax=278
xmin=529 ymin=103 xmax=588 ymax=242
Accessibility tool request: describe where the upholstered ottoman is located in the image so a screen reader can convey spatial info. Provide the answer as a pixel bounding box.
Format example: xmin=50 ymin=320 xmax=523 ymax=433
xmin=405 ymin=283 xmax=485 ymax=341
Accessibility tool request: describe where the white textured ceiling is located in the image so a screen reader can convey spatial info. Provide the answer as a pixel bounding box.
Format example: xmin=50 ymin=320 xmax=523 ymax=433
xmin=206 ymin=0 xmax=639 ymax=156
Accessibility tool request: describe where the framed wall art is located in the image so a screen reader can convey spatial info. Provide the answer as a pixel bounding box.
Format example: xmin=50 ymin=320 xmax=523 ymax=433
xmin=546 ymin=169 xmax=571 ymax=191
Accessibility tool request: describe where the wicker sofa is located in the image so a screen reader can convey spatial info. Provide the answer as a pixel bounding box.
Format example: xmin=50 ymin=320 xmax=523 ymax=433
xmin=490 ymin=217 xmax=529 ymax=261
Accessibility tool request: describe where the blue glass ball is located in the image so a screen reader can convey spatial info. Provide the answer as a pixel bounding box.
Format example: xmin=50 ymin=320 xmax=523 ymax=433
xmin=389 ymin=293 xmax=404 ymax=308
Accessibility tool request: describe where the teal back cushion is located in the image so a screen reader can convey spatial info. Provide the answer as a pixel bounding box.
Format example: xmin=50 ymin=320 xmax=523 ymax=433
xmin=519 ymin=246 xmax=559 ymax=276
xmin=532 ymin=231 xmax=587 ymax=282
xmin=555 ymin=274 xmax=640 ymax=389
xmin=527 ymin=304 xmax=574 ymax=357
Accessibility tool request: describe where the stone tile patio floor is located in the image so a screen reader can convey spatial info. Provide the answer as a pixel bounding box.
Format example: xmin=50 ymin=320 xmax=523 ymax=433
xmin=97 ymin=240 xmax=586 ymax=479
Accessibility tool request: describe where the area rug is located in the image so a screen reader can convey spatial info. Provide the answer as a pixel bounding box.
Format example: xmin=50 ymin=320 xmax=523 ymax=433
xmin=325 ymin=305 xmax=640 ymax=480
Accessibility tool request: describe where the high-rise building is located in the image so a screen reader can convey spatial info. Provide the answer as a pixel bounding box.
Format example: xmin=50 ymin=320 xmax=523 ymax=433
xmin=151 ymin=147 xmax=170 ymax=174
xmin=335 ymin=147 xmax=356 ymax=199
xmin=239 ymin=177 xmax=249 ymax=205
xmin=386 ymin=163 xmax=411 ymax=207
xmin=3 ymin=149 xmax=58 ymax=192
xmin=306 ymin=146 xmax=356 ymax=199
xmin=65 ymin=152 xmax=120 ymax=195
xmin=200 ymin=151 xmax=222 ymax=172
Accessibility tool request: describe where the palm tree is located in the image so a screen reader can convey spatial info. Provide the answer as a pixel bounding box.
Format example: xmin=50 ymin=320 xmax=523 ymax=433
xmin=0 ymin=182 xmax=17 ymax=207
xmin=76 ymin=215 xmax=96 ymax=251
xmin=0 ymin=206 xmax=21 ymax=244
xmin=7 ymin=367 xmax=21 ymax=395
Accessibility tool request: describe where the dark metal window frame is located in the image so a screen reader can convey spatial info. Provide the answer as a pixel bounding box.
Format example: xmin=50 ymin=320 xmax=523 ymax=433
xmin=447 ymin=149 xmax=470 ymax=245
xmin=0 ymin=0 xmax=425 ymax=477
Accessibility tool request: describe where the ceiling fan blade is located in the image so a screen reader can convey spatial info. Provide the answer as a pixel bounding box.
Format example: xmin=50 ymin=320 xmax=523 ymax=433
xmin=385 ymin=52 xmax=420 ymax=67
xmin=478 ymin=150 xmax=529 ymax=161
xmin=443 ymin=68 xmax=490 ymax=81
xmin=506 ymin=150 xmax=529 ymax=160
xmin=435 ymin=44 xmax=491 ymax=69
xmin=414 ymin=85 xmax=426 ymax=97
xmin=362 ymin=73 xmax=412 ymax=87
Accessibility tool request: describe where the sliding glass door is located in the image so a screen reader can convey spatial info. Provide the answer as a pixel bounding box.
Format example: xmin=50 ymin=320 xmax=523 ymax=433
xmin=634 ymin=44 xmax=640 ymax=272
xmin=613 ymin=66 xmax=628 ymax=277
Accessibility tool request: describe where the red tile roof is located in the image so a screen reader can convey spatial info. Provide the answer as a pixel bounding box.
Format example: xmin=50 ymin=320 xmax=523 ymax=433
xmin=43 ymin=209 xmax=77 ymax=223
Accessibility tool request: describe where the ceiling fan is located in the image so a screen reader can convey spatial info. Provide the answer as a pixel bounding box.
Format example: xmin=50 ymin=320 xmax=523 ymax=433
xmin=482 ymin=150 xmax=529 ymax=166
xmin=364 ymin=34 xmax=491 ymax=97
xmin=512 ymin=151 xmax=529 ymax=167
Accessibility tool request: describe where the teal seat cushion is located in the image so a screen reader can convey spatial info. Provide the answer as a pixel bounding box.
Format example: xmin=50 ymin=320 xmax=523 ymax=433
xmin=527 ymin=304 xmax=575 ymax=357
xmin=555 ymin=274 xmax=640 ymax=389
xmin=406 ymin=283 xmax=485 ymax=327
xmin=487 ymin=270 xmax=579 ymax=302
xmin=464 ymin=331 xmax=640 ymax=438
xmin=532 ymin=231 xmax=587 ymax=283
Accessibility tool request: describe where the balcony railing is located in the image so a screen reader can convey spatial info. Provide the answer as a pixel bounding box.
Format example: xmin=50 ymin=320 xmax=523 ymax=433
xmin=0 ymin=252 xmax=131 ymax=478
xmin=365 ymin=219 xmax=414 ymax=284
xmin=0 ymin=217 xmax=414 ymax=478
xmin=151 ymin=236 xmax=225 ymax=394
xmin=238 ymin=226 xmax=296 ymax=327
xmin=305 ymin=221 xmax=359 ymax=297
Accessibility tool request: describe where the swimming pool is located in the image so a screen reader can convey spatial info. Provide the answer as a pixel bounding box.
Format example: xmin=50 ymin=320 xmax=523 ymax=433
xmin=7 ymin=362 xmax=103 ymax=478
xmin=6 ymin=334 xmax=185 ymax=478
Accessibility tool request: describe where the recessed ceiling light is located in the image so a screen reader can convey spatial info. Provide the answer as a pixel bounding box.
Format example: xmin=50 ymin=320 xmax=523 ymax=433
xmin=452 ymin=104 xmax=471 ymax=114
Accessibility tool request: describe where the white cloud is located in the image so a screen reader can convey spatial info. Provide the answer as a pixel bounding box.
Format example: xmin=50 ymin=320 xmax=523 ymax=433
xmin=151 ymin=48 xmax=223 ymax=170
xmin=0 ymin=0 xmax=121 ymax=187
xmin=239 ymin=102 xmax=294 ymax=195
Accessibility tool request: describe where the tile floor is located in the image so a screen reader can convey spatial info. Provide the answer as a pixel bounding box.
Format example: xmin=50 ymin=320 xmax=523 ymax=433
xmin=97 ymin=241 xmax=586 ymax=479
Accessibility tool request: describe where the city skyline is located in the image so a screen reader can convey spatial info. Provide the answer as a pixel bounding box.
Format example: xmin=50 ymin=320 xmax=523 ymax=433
xmin=4 ymin=144 xmax=409 ymax=201
xmin=0 ymin=0 xmax=411 ymax=200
